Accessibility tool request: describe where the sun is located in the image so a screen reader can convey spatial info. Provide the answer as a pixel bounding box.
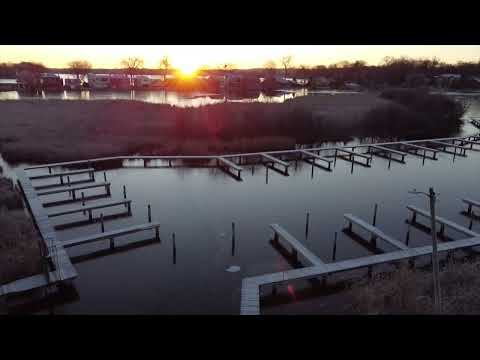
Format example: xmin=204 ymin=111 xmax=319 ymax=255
xmin=176 ymin=63 xmax=198 ymax=78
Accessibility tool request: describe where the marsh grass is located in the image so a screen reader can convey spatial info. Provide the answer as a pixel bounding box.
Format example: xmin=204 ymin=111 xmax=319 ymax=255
xmin=0 ymin=177 xmax=43 ymax=285
xmin=0 ymin=92 xmax=465 ymax=164
xmin=344 ymin=258 xmax=480 ymax=314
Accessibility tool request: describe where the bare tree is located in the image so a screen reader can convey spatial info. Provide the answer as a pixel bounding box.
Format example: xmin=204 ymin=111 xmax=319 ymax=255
xmin=120 ymin=57 xmax=144 ymax=85
xmin=159 ymin=56 xmax=170 ymax=82
xmin=263 ymin=60 xmax=276 ymax=78
xmin=67 ymin=60 xmax=92 ymax=80
xmin=280 ymin=55 xmax=293 ymax=78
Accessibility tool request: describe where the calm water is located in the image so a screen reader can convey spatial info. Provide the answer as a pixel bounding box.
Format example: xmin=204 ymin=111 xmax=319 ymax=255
xmin=1 ymin=95 xmax=480 ymax=314
xmin=0 ymin=89 xmax=315 ymax=107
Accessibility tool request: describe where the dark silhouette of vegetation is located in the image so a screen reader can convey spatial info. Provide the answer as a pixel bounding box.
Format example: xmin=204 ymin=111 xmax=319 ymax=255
xmin=281 ymin=55 xmax=293 ymax=78
xmin=67 ymin=60 xmax=92 ymax=80
xmin=120 ymin=57 xmax=144 ymax=86
xmin=0 ymin=176 xmax=43 ymax=285
xmin=0 ymin=90 xmax=466 ymax=164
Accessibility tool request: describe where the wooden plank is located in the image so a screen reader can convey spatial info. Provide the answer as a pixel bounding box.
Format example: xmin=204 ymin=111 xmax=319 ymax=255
xmin=344 ymin=214 xmax=409 ymax=250
xmin=261 ymin=153 xmax=289 ymax=168
xmin=37 ymin=182 xmax=110 ymax=196
xmin=270 ymin=224 xmax=324 ymax=266
xmin=299 ymin=150 xmax=333 ymax=163
xmin=462 ymin=198 xmax=480 ymax=209
xmin=56 ymin=222 xmax=161 ymax=248
xmin=370 ymin=145 xmax=408 ymax=156
xmin=216 ymin=157 xmax=243 ymax=171
xmin=29 ymin=168 xmax=94 ymax=180
xmin=336 ymin=148 xmax=372 ymax=160
xmin=429 ymin=140 xmax=469 ymax=150
xmin=407 ymin=205 xmax=479 ymax=238
xmin=47 ymin=200 xmax=132 ymax=217
xmin=400 ymin=143 xmax=439 ymax=153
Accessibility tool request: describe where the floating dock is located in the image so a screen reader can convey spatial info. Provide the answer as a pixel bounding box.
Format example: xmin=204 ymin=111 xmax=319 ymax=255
xmin=241 ymin=204 xmax=480 ymax=315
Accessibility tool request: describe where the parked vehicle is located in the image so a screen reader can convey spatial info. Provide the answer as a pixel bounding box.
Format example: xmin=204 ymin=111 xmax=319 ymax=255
xmin=87 ymin=73 xmax=111 ymax=89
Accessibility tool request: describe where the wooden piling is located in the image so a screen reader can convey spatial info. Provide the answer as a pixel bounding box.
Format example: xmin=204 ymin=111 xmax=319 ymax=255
xmin=305 ymin=212 xmax=310 ymax=238
xmin=332 ymin=232 xmax=337 ymax=261
xmin=100 ymin=213 xmax=105 ymax=233
xmin=172 ymin=232 xmax=176 ymax=264
xmin=81 ymin=192 xmax=86 ymax=215
xmin=372 ymin=204 xmax=378 ymax=226
xmin=148 ymin=204 xmax=151 ymax=223
xmin=232 ymin=221 xmax=236 ymax=257
xmin=103 ymin=172 xmax=107 ymax=182
xmin=123 ymin=185 xmax=127 ymax=199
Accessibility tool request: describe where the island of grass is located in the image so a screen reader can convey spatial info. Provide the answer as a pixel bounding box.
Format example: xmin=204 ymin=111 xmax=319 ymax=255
xmin=0 ymin=89 xmax=468 ymax=165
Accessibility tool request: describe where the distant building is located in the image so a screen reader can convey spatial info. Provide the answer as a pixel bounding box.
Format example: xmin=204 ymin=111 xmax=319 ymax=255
xmin=134 ymin=75 xmax=153 ymax=89
xmin=64 ymin=78 xmax=83 ymax=90
xmin=87 ymin=73 xmax=111 ymax=89
xmin=225 ymin=73 xmax=260 ymax=92
xmin=40 ymin=73 xmax=63 ymax=91
xmin=110 ymin=74 xmax=131 ymax=90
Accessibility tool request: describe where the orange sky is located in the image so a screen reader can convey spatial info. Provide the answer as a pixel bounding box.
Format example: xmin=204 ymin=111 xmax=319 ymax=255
xmin=1 ymin=45 xmax=479 ymax=71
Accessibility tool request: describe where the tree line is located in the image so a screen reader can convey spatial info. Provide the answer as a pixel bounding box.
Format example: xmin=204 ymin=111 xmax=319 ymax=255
xmin=1 ymin=55 xmax=479 ymax=88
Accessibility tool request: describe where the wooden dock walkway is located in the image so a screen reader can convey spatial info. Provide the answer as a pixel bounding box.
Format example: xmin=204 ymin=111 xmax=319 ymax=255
xmin=0 ymin=170 xmax=78 ymax=297
xmin=367 ymin=145 xmax=407 ymax=163
xmin=261 ymin=153 xmax=290 ymax=174
xmin=407 ymin=205 xmax=479 ymax=238
xmin=462 ymin=198 xmax=480 ymax=215
xmin=52 ymin=222 xmax=161 ymax=249
xmin=428 ymin=140 xmax=468 ymax=156
xmin=216 ymin=157 xmax=243 ymax=180
xmin=299 ymin=150 xmax=333 ymax=171
xmin=335 ymin=148 xmax=372 ymax=167
xmin=241 ymin=234 xmax=480 ymax=314
xmin=29 ymin=168 xmax=95 ymax=181
xmin=37 ymin=182 xmax=111 ymax=199
xmin=399 ymin=143 xmax=438 ymax=160
xmin=270 ymin=224 xmax=324 ymax=266
xmin=344 ymin=214 xmax=409 ymax=250
xmin=48 ymin=199 xmax=132 ymax=220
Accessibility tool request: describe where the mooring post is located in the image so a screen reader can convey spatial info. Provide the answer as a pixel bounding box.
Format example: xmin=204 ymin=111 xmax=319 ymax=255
xmin=148 ymin=204 xmax=151 ymax=223
xmin=103 ymin=172 xmax=107 ymax=182
xmin=100 ymin=213 xmax=105 ymax=233
xmin=469 ymin=216 xmax=474 ymax=230
xmin=172 ymin=232 xmax=176 ymax=265
xmin=332 ymin=232 xmax=338 ymax=261
xmin=372 ymin=203 xmax=378 ymax=226
xmin=48 ymin=166 xmax=52 ymax=174
xmin=67 ymin=175 xmax=71 ymax=186
xmin=231 ymin=221 xmax=236 ymax=257
xmin=155 ymin=225 xmax=160 ymax=241
xmin=81 ymin=191 xmax=86 ymax=215
xmin=305 ymin=212 xmax=310 ymax=238
xmin=123 ymin=185 xmax=127 ymax=200
xmin=127 ymin=201 xmax=132 ymax=215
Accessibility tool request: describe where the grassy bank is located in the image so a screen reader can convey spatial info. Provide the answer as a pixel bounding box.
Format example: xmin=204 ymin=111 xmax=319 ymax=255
xmin=0 ymin=91 xmax=466 ymax=164
xmin=343 ymin=258 xmax=480 ymax=314
xmin=0 ymin=175 xmax=43 ymax=285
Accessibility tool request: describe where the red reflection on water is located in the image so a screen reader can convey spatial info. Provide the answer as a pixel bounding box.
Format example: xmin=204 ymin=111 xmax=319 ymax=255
xmin=287 ymin=284 xmax=296 ymax=300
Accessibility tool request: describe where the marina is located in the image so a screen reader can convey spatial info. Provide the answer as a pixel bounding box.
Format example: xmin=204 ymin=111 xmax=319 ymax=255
xmin=1 ymin=132 xmax=480 ymax=314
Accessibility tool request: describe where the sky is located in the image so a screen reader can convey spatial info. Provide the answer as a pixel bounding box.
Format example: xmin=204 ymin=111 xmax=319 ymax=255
xmin=1 ymin=45 xmax=479 ymax=72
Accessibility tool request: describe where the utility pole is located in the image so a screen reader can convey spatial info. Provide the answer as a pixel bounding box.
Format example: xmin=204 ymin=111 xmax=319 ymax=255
xmin=428 ymin=187 xmax=441 ymax=313
xmin=409 ymin=187 xmax=441 ymax=313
